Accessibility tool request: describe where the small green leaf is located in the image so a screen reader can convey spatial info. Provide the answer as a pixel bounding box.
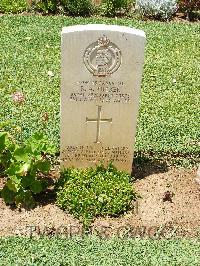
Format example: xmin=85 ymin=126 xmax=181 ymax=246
xmin=0 ymin=150 xmax=12 ymax=168
xmin=32 ymin=132 xmax=44 ymax=141
xmin=14 ymin=147 xmax=30 ymax=162
xmin=0 ymin=132 xmax=7 ymax=153
xmin=26 ymin=132 xmax=56 ymax=156
xmin=15 ymin=190 xmax=36 ymax=208
xmin=7 ymin=179 xmax=19 ymax=192
xmin=36 ymin=160 xmax=51 ymax=173
xmin=0 ymin=120 xmax=10 ymax=129
xmin=1 ymin=186 xmax=16 ymax=204
xmin=7 ymin=142 xmax=18 ymax=153
xmin=7 ymin=161 xmax=32 ymax=176
xmin=31 ymin=180 xmax=43 ymax=194
xmin=21 ymin=174 xmax=35 ymax=188
xmin=24 ymin=191 xmax=36 ymax=209
xmin=6 ymin=163 xmax=21 ymax=176
xmin=9 ymin=175 xmax=21 ymax=191
xmin=44 ymin=143 xmax=57 ymax=155
xmin=19 ymin=161 xmax=32 ymax=175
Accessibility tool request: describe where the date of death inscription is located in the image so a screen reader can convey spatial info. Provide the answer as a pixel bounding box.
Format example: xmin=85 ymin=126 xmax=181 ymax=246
xmin=69 ymin=80 xmax=131 ymax=103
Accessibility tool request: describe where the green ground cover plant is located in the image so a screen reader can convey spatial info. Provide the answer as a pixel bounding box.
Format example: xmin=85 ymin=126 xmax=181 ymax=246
xmin=31 ymin=0 xmax=58 ymax=14
xmin=56 ymin=163 xmax=137 ymax=227
xmin=0 ymin=16 xmax=199 ymax=167
xmin=61 ymin=0 xmax=94 ymax=16
xmin=0 ymin=0 xmax=28 ymax=13
xmin=32 ymin=0 xmax=93 ymax=15
xmin=100 ymin=0 xmax=133 ymax=16
xmin=0 ymin=237 xmax=199 ymax=265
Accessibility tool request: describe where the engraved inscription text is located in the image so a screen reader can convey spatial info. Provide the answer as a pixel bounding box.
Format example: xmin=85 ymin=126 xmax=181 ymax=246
xmin=62 ymin=145 xmax=130 ymax=163
xmin=69 ymin=80 xmax=130 ymax=103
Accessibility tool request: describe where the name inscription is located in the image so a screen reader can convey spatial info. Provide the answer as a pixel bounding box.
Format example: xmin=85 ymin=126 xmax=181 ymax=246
xmin=69 ymin=80 xmax=130 ymax=103
xmin=62 ymin=145 xmax=130 ymax=163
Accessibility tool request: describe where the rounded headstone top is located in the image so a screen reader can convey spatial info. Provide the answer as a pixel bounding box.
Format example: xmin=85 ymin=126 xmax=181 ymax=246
xmin=62 ymin=24 xmax=146 ymax=38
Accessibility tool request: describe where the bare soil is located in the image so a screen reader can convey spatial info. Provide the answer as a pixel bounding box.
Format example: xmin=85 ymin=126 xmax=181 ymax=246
xmin=0 ymin=167 xmax=200 ymax=238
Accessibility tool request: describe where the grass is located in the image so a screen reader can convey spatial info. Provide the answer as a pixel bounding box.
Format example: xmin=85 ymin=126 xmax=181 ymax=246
xmin=0 ymin=236 xmax=199 ymax=265
xmin=0 ymin=15 xmax=199 ymax=167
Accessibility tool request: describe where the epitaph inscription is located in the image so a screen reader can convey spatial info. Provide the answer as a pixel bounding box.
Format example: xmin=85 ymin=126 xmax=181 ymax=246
xmin=62 ymin=145 xmax=130 ymax=163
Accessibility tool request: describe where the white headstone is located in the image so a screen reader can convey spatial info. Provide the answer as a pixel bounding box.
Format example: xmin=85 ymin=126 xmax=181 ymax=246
xmin=61 ymin=24 xmax=146 ymax=173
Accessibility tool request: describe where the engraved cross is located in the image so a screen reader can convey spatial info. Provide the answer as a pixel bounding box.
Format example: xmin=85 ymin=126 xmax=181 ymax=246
xmin=86 ymin=106 xmax=112 ymax=143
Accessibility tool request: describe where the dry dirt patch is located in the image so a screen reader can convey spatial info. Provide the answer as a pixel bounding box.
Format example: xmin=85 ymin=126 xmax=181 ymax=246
xmin=0 ymin=168 xmax=199 ymax=238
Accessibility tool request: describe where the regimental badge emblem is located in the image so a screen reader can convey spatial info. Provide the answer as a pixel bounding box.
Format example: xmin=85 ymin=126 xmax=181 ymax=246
xmin=83 ymin=35 xmax=122 ymax=77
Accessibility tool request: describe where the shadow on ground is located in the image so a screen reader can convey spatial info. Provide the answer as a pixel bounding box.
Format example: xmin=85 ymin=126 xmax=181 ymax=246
xmin=132 ymin=150 xmax=200 ymax=179
xmin=132 ymin=153 xmax=168 ymax=180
